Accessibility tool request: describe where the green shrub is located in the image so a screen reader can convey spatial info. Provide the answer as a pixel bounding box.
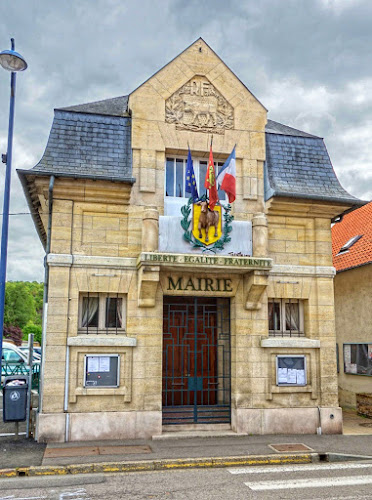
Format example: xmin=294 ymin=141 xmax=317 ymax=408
xmin=22 ymin=321 xmax=42 ymax=345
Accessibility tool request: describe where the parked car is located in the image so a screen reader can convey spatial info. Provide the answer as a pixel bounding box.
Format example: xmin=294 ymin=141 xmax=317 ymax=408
xmin=18 ymin=346 xmax=41 ymax=363
xmin=2 ymin=342 xmax=28 ymax=364
xmin=33 ymin=347 xmax=42 ymax=357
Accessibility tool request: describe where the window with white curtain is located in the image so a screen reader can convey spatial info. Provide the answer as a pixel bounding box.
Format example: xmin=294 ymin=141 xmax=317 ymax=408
xmin=268 ymin=299 xmax=304 ymax=337
xmin=79 ymin=294 xmax=126 ymax=333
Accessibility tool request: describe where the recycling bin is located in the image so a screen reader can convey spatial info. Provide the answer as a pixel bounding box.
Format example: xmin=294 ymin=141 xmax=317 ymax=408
xmin=2 ymin=375 xmax=28 ymax=422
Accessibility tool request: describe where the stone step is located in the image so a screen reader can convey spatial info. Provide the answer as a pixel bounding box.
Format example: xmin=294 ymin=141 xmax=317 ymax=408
xmin=152 ymin=430 xmax=247 ymax=440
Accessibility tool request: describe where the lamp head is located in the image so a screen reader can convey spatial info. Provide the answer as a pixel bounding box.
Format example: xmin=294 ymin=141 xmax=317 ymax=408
xmin=0 ymin=38 xmax=27 ymax=72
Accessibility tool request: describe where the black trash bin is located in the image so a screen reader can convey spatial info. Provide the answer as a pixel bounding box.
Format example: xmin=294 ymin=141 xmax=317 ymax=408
xmin=3 ymin=375 xmax=28 ymax=422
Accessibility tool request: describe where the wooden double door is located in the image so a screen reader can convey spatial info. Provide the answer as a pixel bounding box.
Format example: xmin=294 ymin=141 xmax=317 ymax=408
xmin=162 ymin=296 xmax=230 ymax=425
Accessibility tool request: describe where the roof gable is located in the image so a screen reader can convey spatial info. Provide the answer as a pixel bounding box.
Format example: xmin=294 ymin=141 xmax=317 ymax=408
xmin=129 ymin=38 xmax=267 ymax=114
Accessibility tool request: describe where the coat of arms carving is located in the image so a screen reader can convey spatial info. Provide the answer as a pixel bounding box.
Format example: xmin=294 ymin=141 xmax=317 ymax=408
xmin=165 ymin=76 xmax=234 ymax=134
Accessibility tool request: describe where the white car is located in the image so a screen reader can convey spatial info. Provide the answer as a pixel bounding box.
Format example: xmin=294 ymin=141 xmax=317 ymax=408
xmin=2 ymin=342 xmax=29 ymax=364
xmin=2 ymin=342 xmax=40 ymax=367
xmin=19 ymin=346 xmax=41 ymax=363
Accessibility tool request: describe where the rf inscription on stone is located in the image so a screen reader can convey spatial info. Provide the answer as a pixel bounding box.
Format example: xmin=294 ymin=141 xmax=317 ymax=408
xmin=165 ymin=76 xmax=234 ymax=134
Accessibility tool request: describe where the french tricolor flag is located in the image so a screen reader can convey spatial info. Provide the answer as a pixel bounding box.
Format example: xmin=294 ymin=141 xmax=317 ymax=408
xmin=217 ymin=146 xmax=236 ymax=203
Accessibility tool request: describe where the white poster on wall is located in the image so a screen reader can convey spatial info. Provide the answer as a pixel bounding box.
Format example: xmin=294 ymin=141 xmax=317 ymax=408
xmin=87 ymin=357 xmax=99 ymax=373
xmin=278 ymin=368 xmax=288 ymax=384
xmin=99 ymin=357 xmax=110 ymax=372
xmin=288 ymin=369 xmax=297 ymax=384
xmin=296 ymin=370 xmax=305 ymax=385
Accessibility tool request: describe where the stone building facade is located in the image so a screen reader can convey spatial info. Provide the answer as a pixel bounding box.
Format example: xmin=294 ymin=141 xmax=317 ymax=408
xmin=19 ymin=39 xmax=364 ymax=442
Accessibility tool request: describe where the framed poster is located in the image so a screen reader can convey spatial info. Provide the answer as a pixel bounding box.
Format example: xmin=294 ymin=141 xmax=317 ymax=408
xmin=84 ymin=354 xmax=120 ymax=388
xmin=276 ymin=355 xmax=307 ymax=386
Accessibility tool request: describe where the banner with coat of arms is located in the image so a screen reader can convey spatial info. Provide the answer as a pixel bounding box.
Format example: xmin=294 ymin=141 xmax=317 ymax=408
xmin=180 ymin=143 xmax=236 ymax=252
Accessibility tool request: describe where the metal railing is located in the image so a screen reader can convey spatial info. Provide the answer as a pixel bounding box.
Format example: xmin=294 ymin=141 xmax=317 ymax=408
xmin=1 ymin=362 xmax=40 ymax=391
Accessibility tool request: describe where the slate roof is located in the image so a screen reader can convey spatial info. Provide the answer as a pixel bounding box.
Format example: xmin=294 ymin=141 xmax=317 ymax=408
xmin=265 ymin=119 xmax=319 ymax=138
xmin=332 ymin=202 xmax=372 ymax=272
xmin=18 ymin=94 xmax=366 ymax=249
xmin=264 ymin=126 xmax=364 ymax=206
xmin=59 ymin=95 xmax=129 ymax=117
xmin=18 ymin=108 xmax=134 ymax=183
xmin=18 ymin=94 xmax=364 ymax=208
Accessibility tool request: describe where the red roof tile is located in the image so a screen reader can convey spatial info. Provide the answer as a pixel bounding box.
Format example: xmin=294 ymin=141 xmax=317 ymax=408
xmin=332 ymin=201 xmax=372 ymax=272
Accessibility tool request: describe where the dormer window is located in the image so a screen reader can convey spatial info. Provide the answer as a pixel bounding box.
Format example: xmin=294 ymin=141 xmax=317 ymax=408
xmin=337 ymin=235 xmax=363 ymax=256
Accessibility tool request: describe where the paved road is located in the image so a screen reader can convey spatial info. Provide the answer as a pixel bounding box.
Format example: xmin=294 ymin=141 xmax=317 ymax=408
xmin=1 ymin=461 xmax=372 ymax=499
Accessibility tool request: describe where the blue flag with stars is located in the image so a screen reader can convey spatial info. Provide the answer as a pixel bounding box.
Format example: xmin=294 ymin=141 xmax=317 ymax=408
xmin=185 ymin=147 xmax=199 ymax=201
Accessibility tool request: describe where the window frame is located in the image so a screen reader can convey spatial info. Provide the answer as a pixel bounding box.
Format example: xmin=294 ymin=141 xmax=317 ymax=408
xmin=337 ymin=235 xmax=363 ymax=255
xmin=165 ymin=155 xmax=227 ymax=201
xmin=268 ymin=298 xmax=305 ymax=337
xmin=78 ymin=293 xmax=126 ymax=334
xmin=343 ymin=343 xmax=372 ymax=377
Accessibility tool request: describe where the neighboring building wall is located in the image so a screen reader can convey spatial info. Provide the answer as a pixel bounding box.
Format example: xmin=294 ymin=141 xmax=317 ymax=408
xmin=334 ymin=264 xmax=372 ymax=409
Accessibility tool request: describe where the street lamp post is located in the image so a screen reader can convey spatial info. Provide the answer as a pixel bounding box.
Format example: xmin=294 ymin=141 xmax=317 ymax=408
xmin=0 ymin=38 xmax=27 ymax=381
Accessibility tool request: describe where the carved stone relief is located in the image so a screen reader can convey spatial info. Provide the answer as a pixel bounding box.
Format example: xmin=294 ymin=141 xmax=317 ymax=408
xmin=165 ymin=76 xmax=234 ymax=134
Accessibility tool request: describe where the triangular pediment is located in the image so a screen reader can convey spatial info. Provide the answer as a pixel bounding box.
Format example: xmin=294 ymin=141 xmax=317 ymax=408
xmin=129 ymin=38 xmax=267 ymax=118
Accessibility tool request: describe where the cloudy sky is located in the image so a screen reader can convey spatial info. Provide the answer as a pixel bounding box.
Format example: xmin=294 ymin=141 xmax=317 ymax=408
xmin=0 ymin=0 xmax=371 ymax=282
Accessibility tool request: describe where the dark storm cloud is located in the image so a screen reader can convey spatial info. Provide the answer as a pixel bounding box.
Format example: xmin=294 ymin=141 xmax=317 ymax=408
xmin=0 ymin=0 xmax=371 ymax=281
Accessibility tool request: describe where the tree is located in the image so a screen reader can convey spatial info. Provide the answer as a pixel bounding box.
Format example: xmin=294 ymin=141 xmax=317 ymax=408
xmin=25 ymin=281 xmax=44 ymax=325
xmin=22 ymin=321 xmax=42 ymax=345
xmin=3 ymin=325 xmax=23 ymax=346
xmin=3 ymin=281 xmax=44 ymax=344
xmin=4 ymin=282 xmax=36 ymax=329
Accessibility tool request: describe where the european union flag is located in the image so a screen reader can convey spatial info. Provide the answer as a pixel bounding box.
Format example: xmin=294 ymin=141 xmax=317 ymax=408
xmin=185 ymin=147 xmax=199 ymax=201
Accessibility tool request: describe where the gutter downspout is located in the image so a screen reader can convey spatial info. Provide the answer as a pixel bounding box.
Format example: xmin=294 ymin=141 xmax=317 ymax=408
xmin=317 ymin=406 xmax=322 ymax=435
xmin=38 ymin=175 xmax=55 ymax=419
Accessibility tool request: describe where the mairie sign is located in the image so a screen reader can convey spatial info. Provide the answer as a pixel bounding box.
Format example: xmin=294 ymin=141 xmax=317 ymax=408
xmin=139 ymin=252 xmax=272 ymax=269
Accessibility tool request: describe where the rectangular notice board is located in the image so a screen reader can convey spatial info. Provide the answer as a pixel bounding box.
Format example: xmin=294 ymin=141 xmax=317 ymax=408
xmin=276 ymin=355 xmax=306 ymax=386
xmin=84 ymin=354 xmax=120 ymax=388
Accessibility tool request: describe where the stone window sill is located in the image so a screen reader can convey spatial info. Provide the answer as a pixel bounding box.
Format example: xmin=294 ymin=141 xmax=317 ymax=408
xmin=261 ymin=337 xmax=320 ymax=349
xmin=67 ymin=336 xmax=137 ymax=347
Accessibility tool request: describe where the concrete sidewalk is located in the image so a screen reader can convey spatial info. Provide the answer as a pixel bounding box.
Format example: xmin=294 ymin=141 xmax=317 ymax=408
xmin=1 ymin=410 xmax=372 ymax=475
xmin=1 ymin=432 xmax=372 ymax=473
